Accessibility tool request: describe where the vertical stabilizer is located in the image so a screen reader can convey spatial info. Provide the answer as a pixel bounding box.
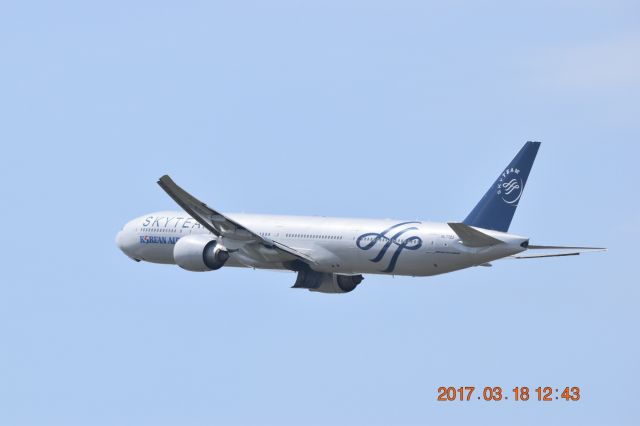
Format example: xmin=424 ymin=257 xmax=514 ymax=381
xmin=463 ymin=141 xmax=540 ymax=232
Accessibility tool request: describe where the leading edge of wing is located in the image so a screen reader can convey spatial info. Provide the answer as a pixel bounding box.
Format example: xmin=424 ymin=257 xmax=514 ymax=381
xmin=158 ymin=175 xmax=224 ymax=236
xmin=157 ymin=175 xmax=317 ymax=265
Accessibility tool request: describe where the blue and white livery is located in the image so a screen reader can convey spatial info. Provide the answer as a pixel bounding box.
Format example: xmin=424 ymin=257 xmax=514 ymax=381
xmin=116 ymin=142 xmax=605 ymax=293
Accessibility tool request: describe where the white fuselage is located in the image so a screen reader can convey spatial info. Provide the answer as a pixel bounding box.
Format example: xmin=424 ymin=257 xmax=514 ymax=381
xmin=116 ymin=211 xmax=528 ymax=277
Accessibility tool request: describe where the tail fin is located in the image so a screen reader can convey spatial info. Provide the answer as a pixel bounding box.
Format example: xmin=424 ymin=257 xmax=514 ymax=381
xmin=463 ymin=141 xmax=541 ymax=232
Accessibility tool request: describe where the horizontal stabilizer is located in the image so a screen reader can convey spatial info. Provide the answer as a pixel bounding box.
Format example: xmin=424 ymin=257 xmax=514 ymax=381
xmin=448 ymin=222 xmax=504 ymax=247
xmin=526 ymin=245 xmax=606 ymax=250
xmin=513 ymin=252 xmax=580 ymax=259
xmin=513 ymin=246 xmax=606 ymax=259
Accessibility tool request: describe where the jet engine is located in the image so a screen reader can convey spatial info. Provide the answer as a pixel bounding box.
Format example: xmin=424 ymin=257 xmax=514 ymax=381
xmin=292 ymin=266 xmax=364 ymax=294
xmin=173 ymin=234 xmax=230 ymax=271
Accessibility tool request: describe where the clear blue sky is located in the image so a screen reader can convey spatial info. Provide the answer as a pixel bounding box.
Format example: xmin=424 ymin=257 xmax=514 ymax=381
xmin=1 ymin=1 xmax=638 ymax=425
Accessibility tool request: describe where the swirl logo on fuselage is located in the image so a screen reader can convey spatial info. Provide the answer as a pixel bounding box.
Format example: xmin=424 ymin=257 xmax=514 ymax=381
xmin=497 ymin=167 xmax=523 ymax=205
xmin=356 ymin=222 xmax=423 ymax=273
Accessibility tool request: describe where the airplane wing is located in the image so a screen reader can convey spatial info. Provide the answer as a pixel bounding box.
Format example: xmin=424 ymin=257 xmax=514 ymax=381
xmin=157 ymin=175 xmax=317 ymax=265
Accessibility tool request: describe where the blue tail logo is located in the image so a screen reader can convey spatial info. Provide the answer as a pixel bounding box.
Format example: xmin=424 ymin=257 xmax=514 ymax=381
xmin=356 ymin=222 xmax=423 ymax=273
xmin=498 ymin=168 xmax=523 ymax=204
xmin=464 ymin=141 xmax=541 ymax=232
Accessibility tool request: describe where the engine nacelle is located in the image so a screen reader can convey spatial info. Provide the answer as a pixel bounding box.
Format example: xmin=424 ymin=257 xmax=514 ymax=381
xmin=173 ymin=234 xmax=230 ymax=272
xmin=292 ymin=267 xmax=364 ymax=294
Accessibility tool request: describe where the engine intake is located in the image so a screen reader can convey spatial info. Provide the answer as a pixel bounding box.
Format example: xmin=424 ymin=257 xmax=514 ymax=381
xmin=173 ymin=234 xmax=229 ymax=271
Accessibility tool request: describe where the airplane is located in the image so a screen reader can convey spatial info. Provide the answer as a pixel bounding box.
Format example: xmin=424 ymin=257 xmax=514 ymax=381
xmin=116 ymin=142 xmax=605 ymax=293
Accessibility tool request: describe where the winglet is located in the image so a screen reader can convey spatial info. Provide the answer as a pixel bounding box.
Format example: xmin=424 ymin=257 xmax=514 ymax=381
xmin=448 ymin=222 xmax=505 ymax=247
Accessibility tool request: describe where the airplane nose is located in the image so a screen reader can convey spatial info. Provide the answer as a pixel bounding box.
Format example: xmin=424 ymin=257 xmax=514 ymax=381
xmin=116 ymin=230 xmax=126 ymax=251
xmin=116 ymin=228 xmax=140 ymax=261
